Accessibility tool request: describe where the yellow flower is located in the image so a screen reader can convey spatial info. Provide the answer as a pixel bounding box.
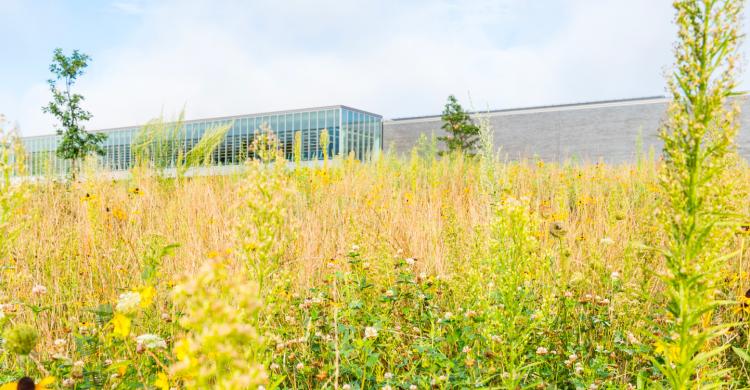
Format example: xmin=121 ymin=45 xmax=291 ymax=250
xmin=110 ymin=313 xmax=131 ymax=339
xmin=112 ymin=206 xmax=127 ymax=222
xmin=36 ymin=377 xmax=55 ymax=390
xmin=174 ymin=338 xmax=192 ymax=361
xmin=81 ymin=193 xmax=97 ymax=202
xmin=0 ymin=376 xmax=54 ymax=390
xmin=154 ymin=372 xmax=170 ymax=390
xmin=140 ymin=286 xmax=156 ymax=308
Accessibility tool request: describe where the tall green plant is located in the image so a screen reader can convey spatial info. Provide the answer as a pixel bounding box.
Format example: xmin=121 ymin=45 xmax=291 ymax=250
xmin=132 ymin=111 xmax=187 ymax=172
xmin=42 ymin=48 xmax=106 ymax=178
xmin=0 ymin=117 xmax=27 ymax=262
xmin=655 ymin=0 xmax=743 ymax=387
xmin=132 ymin=112 xmax=232 ymax=178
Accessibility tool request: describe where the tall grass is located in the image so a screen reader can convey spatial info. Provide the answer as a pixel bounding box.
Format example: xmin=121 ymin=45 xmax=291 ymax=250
xmin=1 ymin=149 xmax=748 ymax=387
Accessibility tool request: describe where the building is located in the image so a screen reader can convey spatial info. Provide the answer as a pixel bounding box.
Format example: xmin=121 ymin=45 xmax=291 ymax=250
xmin=19 ymin=105 xmax=383 ymax=176
xmin=383 ymin=96 xmax=750 ymax=163
xmin=17 ymin=96 xmax=750 ymax=176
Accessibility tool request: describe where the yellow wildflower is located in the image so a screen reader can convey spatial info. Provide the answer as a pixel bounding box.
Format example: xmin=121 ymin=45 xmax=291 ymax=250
xmin=154 ymin=372 xmax=170 ymax=390
xmin=110 ymin=313 xmax=131 ymax=339
xmin=140 ymin=286 xmax=156 ymax=308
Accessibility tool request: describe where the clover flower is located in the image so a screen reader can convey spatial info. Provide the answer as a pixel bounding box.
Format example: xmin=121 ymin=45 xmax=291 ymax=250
xmin=364 ymin=326 xmax=379 ymax=339
xmin=116 ymin=291 xmax=141 ymax=314
xmin=136 ymin=333 xmax=167 ymax=350
xmin=32 ymin=284 xmax=47 ymax=295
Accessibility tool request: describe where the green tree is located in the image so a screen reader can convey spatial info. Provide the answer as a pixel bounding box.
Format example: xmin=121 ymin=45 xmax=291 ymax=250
xmin=438 ymin=95 xmax=480 ymax=156
xmin=42 ymin=48 xmax=106 ymax=177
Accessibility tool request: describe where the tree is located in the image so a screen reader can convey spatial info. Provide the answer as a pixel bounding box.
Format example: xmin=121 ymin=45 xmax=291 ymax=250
xmin=438 ymin=95 xmax=480 ymax=156
xmin=42 ymin=48 xmax=106 ymax=177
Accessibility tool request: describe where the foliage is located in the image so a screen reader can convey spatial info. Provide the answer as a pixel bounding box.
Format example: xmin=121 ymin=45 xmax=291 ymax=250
xmin=438 ymin=95 xmax=480 ymax=156
xmin=170 ymin=259 xmax=267 ymax=389
xmin=41 ymin=48 xmax=106 ymax=178
xmin=132 ymin=111 xmax=233 ymax=179
xmin=0 ymin=118 xmax=27 ymax=261
xmin=654 ymin=0 xmax=744 ymax=387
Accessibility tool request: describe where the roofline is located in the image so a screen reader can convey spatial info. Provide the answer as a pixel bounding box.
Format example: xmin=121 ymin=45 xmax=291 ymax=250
xmin=21 ymin=105 xmax=382 ymax=140
xmin=385 ymin=95 xmax=669 ymax=123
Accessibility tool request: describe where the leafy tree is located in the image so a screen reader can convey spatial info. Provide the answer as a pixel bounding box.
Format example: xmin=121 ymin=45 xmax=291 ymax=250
xmin=42 ymin=48 xmax=106 ymax=177
xmin=438 ymin=95 xmax=480 ymax=156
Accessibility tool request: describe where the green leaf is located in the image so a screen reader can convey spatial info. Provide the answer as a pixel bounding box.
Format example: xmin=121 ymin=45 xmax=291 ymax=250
xmin=732 ymin=346 xmax=750 ymax=363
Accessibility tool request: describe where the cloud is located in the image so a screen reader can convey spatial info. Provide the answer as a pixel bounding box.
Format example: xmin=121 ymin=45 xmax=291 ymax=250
xmin=2 ymin=0 xmax=740 ymax=136
xmin=111 ymin=1 xmax=145 ymax=15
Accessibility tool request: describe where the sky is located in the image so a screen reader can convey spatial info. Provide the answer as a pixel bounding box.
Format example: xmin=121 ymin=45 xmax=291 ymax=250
xmin=0 ymin=0 xmax=738 ymax=137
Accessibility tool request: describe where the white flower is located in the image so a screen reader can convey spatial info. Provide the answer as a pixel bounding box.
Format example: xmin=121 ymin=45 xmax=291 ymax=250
xmin=536 ymin=347 xmax=549 ymax=355
xmin=270 ymin=363 xmax=280 ymax=370
xmin=364 ymin=326 xmax=379 ymax=339
xmin=351 ymin=244 xmax=360 ymax=252
xmin=382 ymin=386 xmax=392 ymax=390
xmin=385 ymin=289 xmax=395 ymax=297
xmin=32 ymin=284 xmax=47 ymax=295
xmin=54 ymin=338 xmax=67 ymax=347
xmin=610 ymin=271 xmax=621 ymax=280
xmin=462 ymin=346 xmax=471 ymax=353
xmin=74 ymin=360 xmax=85 ymax=368
xmin=443 ymin=312 xmax=453 ymax=320
xmin=296 ymin=362 xmax=304 ymax=370
xmin=627 ymin=331 xmax=639 ymax=345
xmin=409 ymin=385 xmax=417 ymax=390
xmin=384 ymin=372 xmax=393 ymax=379
xmin=600 ymin=237 xmax=614 ymax=245
xmin=135 ymin=333 xmax=167 ymax=349
xmin=405 ymin=257 xmax=415 ymax=266
xmin=116 ymin=291 xmax=141 ymax=314
xmin=342 ymin=385 xmax=352 ymax=390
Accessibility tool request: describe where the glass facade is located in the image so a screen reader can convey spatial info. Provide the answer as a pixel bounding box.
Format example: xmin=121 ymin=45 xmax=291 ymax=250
xmin=16 ymin=106 xmax=383 ymax=176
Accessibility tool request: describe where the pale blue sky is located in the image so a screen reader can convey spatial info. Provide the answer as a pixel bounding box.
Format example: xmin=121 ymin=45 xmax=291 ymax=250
xmin=0 ymin=0 xmax=737 ymax=136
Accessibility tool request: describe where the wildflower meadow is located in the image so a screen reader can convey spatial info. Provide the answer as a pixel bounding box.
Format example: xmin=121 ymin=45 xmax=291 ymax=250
xmin=1 ymin=0 xmax=750 ymax=389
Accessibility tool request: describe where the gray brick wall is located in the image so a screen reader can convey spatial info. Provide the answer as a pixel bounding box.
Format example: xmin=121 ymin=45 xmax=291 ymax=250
xmin=383 ymin=97 xmax=750 ymax=163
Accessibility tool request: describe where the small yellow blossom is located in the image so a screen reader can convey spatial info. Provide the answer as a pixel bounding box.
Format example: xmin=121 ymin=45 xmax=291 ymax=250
xmin=110 ymin=313 xmax=131 ymax=339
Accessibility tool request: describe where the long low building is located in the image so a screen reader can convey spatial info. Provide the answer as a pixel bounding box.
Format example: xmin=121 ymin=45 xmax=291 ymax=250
xmin=15 ymin=96 xmax=750 ymax=176
xmin=383 ymin=96 xmax=750 ymax=163
xmin=18 ymin=105 xmax=382 ymax=176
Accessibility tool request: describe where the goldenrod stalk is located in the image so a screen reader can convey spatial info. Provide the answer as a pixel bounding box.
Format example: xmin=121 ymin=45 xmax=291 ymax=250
xmin=655 ymin=0 xmax=743 ymax=387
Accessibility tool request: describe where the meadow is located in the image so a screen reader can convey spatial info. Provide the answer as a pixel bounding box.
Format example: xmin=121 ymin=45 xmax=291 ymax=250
xmin=2 ymin=1 xmax=749 ymax=388
xmin=1 ymin=142 xmax=749 ymax=388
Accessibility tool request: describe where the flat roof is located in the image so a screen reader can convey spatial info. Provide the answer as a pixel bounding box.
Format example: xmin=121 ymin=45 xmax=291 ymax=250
xmin=22 ymin=105 xmax=382 ymax=140
xmin=386 ymin=96 xmax=669 ymax=123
